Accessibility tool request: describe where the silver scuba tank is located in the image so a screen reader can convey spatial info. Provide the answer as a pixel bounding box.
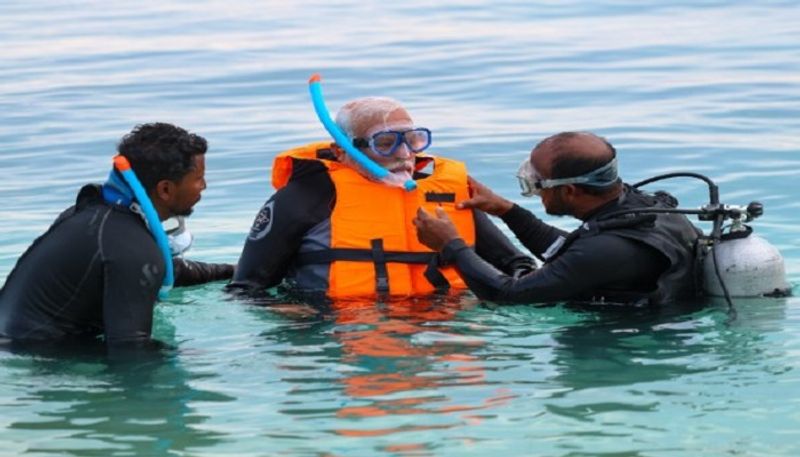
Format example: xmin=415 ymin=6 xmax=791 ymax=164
xmin=703 ymin=224 xmax=790 ymax=298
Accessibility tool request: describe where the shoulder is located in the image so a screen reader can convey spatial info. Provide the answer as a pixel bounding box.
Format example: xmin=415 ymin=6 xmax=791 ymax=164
xmin=99 ymin=210 xmax=160 ymax=260
xmin=274 ymin=161 xmax=335 ymax=203
xmin=287 ymin=157 xmax=330 ymax=182
xmin=573 ymin=232 xmax=652 ymax=258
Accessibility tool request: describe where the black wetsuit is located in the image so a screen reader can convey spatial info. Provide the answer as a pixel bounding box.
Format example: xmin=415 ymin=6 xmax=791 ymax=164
xmin=0 ymin=185 xmax=233 ymax=348
xmin=440 ymin=186 xmax=701 ymax=305
xmin=230 ymin=160 xmax=535 ymax=294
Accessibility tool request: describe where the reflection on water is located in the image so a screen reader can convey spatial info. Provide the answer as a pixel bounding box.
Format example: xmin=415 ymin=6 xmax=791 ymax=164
xmin=254 ymin=296 xmax=514 ymax=448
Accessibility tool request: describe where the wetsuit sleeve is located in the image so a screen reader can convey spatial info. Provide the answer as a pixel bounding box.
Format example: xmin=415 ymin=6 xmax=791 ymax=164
xmin=500 ymin=204 xmax=569 ymax=261
xmin=173 ymin=258 xmax=234 ymax=286
xmin=472 ymin=210 xmax=537 ymax=277
xmin=441 ymin=233 xmax=665 ymax=304
xmin=229 ymin=165 xmax=334 ymax=291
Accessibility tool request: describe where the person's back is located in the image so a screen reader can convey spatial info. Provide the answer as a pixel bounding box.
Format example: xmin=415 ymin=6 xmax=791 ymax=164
xmin=0 ymin=122 xmax=233 ymax=352
xmin=0 ymin=185 xmax=160 ymax=340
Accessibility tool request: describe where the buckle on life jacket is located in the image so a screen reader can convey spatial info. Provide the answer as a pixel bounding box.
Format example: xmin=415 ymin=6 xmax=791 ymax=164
xmin=370 ymin=239 xmax=390 ymax=295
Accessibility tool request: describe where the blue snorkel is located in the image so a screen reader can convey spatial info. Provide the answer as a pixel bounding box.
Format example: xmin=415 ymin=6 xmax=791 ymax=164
xmin=111 ymin=155 xmax=174 ymax=299
xmin=308 ymin=74 xmax=417 ymax=191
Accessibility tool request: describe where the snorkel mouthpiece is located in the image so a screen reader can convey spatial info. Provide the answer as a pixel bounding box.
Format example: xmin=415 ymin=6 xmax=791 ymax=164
xmin=308 ymin=74 xmax=417 ymax=191
xmin=112 ymin=155 xmax=174 ymax=299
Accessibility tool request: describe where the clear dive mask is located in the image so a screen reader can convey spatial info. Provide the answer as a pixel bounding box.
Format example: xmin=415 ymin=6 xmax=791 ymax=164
xmin=516 ymin=157 xmax=620 ymax=197
xmin=164 ymin=216 xmax=194 ymax=257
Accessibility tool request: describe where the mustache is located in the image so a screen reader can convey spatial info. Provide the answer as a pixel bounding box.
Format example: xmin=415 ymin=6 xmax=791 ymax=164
xmin=388 ymin=161 xmax=414 ymax=172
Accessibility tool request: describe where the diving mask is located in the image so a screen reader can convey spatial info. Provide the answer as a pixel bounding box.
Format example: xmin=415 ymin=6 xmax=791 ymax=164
xmin=165 ymin=216 xmax=194 ymax=257
xmin=516 ymin=157 xmax=620 ymax=197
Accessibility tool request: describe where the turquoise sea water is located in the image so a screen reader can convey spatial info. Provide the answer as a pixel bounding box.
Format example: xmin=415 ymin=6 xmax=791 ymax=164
xmin=1 ymin=1 xmax=799 ymax=455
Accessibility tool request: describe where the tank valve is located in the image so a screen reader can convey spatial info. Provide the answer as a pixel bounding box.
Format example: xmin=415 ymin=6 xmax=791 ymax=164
xmin=746 ymin=201 xmax=763 ymax=221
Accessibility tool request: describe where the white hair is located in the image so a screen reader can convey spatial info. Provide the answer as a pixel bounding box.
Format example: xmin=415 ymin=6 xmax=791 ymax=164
xmin=335 ymin=97 xmax=406 ymax=138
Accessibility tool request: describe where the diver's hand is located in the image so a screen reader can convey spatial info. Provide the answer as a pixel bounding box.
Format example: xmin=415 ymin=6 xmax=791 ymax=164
xmin=456 ymin=176 xmax=514 ymax=216
xmin=413 ymin=207 xmax=461 ymax=251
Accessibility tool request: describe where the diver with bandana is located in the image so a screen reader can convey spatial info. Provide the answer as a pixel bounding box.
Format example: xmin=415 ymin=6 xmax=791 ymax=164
xmin=0 ymin=123 xmax=233 ymax=352
xmin=414 ymin=131 xmax=702 ymax=306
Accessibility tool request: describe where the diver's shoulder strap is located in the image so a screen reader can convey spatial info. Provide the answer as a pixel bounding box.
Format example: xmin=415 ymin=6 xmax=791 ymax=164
xmin=544 ymin=214 xmax=657 ymax=262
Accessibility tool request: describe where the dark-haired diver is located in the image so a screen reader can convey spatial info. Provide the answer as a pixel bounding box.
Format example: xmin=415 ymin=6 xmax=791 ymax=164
xmin=414 ymin=131 xmax=703 ymax=306
xmin=0 ymin=123 xmax=233 ymax=353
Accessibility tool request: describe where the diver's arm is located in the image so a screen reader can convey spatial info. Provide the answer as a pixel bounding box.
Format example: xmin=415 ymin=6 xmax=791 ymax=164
xmin=499 ymin=204 xmax=569 ymax=261
xmin=229 ymin=170 xmax=334 ymax=291
xmin=173 ymin=258 xmax=234 ymax=286
xmin=472 ymin=210 xmax=536 ymax=277
xmin=442 ymin=234 xmax=662 ymax=303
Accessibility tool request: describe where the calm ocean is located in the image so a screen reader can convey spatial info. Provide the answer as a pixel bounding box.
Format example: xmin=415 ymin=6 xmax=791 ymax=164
xmin=1 ymin=1 xmax=799 ymax=455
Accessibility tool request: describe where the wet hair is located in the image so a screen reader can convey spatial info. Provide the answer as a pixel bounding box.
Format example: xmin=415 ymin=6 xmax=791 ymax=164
xmin=335 ymin=97 xmax=406 ymax=138
xmin=117 ymin=123 xmax=207 ymax=192
xmin=543 ymin=132 xmax=622 ymax=196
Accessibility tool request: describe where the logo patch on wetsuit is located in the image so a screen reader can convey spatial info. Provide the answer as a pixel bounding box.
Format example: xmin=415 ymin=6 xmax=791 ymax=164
xmin=139 ymin=263 xmax=160 ymax=288
xmin=249 ymin=200 xmax=275 ymax=241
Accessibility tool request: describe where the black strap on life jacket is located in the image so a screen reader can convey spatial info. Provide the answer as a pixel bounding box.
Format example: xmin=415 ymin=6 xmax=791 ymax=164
xmin=295 ymin=249 xmax=434 ymax=265
xmin=369 ymin=239 xmax=388 ymax=294
xmin=423 ymin=256 xmax=451 ymax=293
xmin=294 ymin=243 xmax=451 ymax=293
xmin=315 ymin=146 xmax=337 ymax=160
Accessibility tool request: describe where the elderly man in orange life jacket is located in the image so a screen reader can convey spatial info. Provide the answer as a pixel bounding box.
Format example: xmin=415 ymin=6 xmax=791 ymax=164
xmin=228 ymin=97 xmax=534 ymax=299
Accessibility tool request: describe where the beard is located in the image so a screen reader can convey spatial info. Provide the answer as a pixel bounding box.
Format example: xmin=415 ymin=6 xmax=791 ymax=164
xmin=389 ymin=169 xmax=413 ymax=183
xmin=171 ymin=205 xmax=194 ymax=217
xmin=544 ymin=190 xmax=571 ymax=216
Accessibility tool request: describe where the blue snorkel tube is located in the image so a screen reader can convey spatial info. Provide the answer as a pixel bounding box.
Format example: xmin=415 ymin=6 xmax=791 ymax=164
xmin=112 ymin=155 xmax=174 ymax=299
xmin=308 ymin=74 xmax=417 ymax=191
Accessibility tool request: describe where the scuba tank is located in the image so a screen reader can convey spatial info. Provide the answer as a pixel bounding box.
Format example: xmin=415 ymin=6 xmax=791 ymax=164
xmin=608 ymin=172 xmax=790 ymax=308
xmin=699 ymin=203 xmax=790 ymax=297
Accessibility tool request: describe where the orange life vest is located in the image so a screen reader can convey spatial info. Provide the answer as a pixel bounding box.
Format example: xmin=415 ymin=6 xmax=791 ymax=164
xmin=272 ymin=141 xmax=476 ymax=298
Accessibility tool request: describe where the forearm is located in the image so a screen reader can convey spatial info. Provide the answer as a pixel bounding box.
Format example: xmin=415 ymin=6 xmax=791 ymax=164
xmin=473 ymin=210 xmax=536 ymax=277
xmin=500 ymin=204 xmax=568 ymax=260
xmin=173 ymin=258 xmax=234 ymax=286
xmin=443 ymin=235 xmax=646 ymax=304
xmin=442 ymin=239 xmax=571 ymax=303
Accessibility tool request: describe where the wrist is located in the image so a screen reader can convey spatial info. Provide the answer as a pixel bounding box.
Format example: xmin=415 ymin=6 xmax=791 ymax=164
xmin=440 ymin=238 xmax=468 ymax=263
xmin=496 ymin=199 xmax=514 ymax=216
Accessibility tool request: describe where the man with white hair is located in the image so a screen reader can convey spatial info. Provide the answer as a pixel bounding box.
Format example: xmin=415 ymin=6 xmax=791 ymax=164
xmin=229 ymin=97 xmax=534 ymax=299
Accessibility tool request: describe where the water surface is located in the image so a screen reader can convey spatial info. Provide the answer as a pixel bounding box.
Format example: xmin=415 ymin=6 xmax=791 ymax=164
xmin=1 ymin=1 xmax=799 ymax=455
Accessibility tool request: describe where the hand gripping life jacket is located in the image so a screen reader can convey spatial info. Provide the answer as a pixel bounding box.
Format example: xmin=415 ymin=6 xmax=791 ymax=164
xmin=272 ymin=142 xmax=476 ymax=298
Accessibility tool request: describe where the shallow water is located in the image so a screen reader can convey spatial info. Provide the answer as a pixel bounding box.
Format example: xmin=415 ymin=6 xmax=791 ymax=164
xmin=1 ymin=1 xmax=799 ymax=455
